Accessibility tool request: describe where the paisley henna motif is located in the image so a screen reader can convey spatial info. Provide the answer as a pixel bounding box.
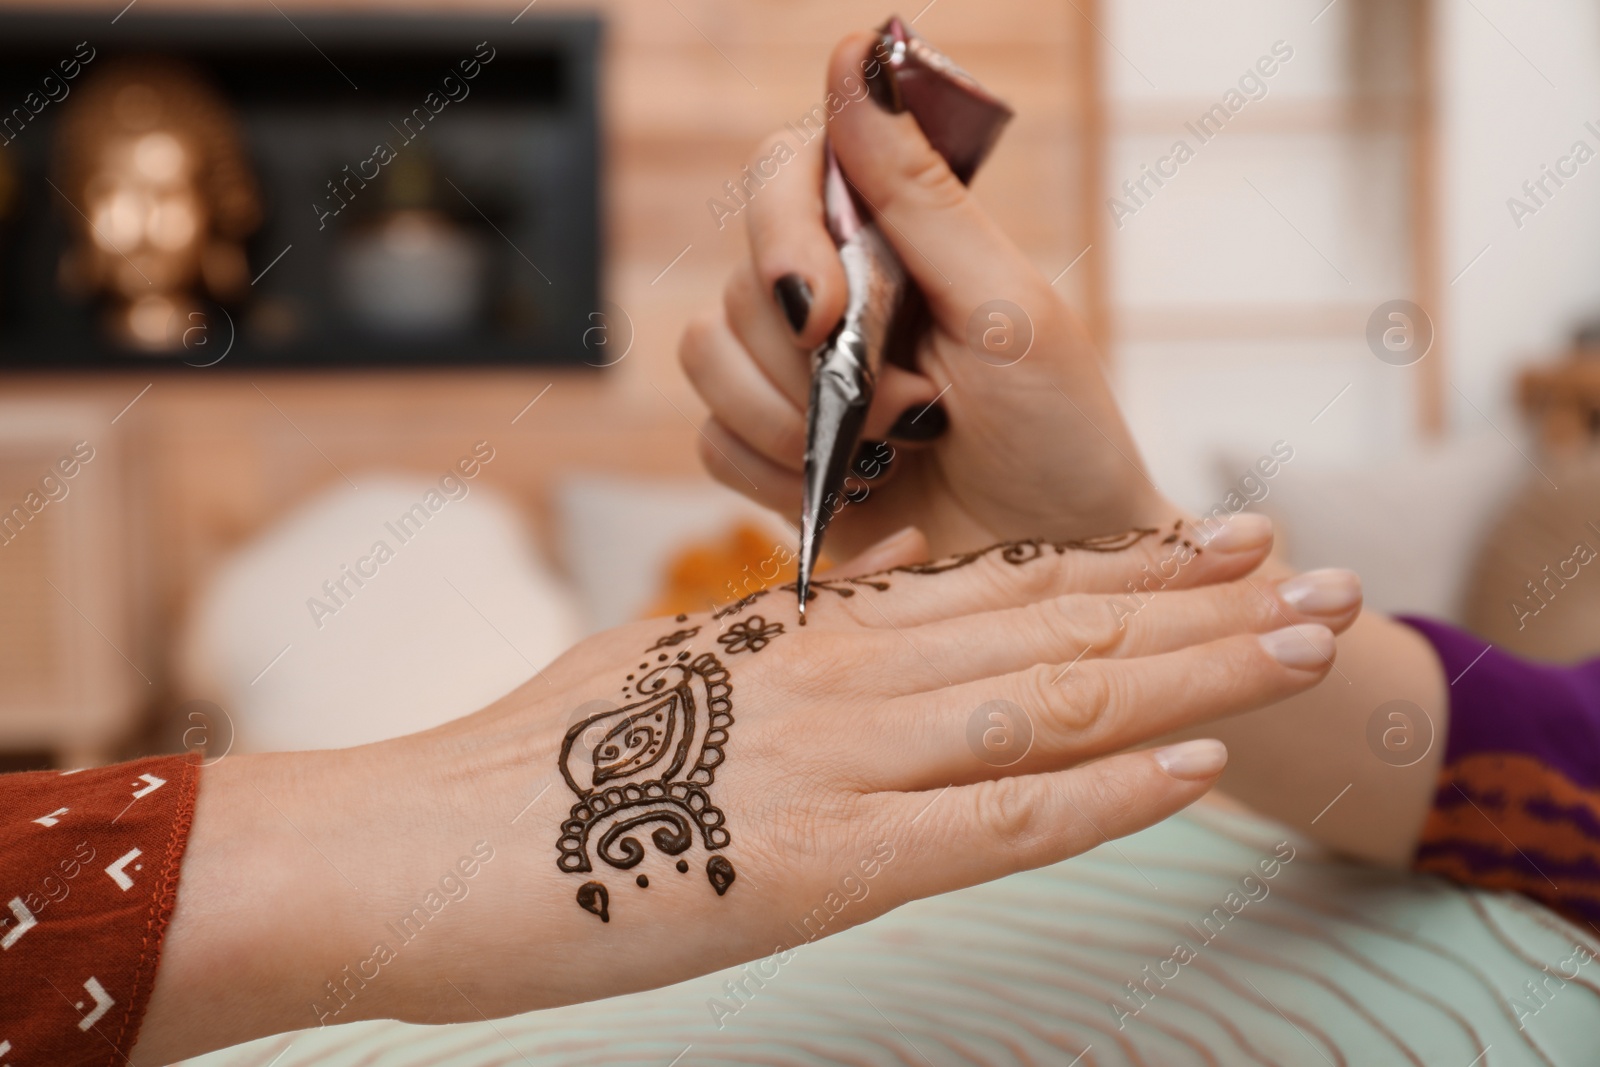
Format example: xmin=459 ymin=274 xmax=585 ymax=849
xmin=557 ymin=650 xmax=740 ymax=918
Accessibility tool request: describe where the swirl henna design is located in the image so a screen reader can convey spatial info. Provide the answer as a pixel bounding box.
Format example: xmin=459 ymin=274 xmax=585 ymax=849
xmin=711 ymin=529 xmax=1174 ymax=622
xmin=557 ymin=630 xmax=768 ymax=920
xmin=885 ymin=528 xmax=1166 ymax=576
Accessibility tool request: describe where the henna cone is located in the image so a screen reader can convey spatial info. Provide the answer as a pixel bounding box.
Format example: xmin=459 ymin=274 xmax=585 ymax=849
xmin=796 ymin=16 xmax=1013 ymax=621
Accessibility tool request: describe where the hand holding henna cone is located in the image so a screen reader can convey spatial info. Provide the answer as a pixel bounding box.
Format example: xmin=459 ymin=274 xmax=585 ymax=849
xmin=795 ymin=16 xmax=1013 ymax=622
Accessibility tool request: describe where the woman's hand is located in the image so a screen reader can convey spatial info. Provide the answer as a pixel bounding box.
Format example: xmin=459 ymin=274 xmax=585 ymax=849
xmin=679 ymin=30 xmax=1441 ymax=876
xmin=134 ymin=520 xmax=1362 ymax=1061
xmin=681 ymin=32 xmax=1173 ymax=558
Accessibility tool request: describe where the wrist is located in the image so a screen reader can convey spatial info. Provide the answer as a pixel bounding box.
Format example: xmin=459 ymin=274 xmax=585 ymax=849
xmin=135 ymin=747 xmax=392 ymax=1061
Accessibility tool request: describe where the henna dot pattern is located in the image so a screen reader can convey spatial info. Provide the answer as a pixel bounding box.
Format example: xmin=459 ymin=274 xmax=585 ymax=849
xmin=637 ymin=875 xmax=649 ymax=888
xmin=676 ymin=859 xmax=689 ymax=873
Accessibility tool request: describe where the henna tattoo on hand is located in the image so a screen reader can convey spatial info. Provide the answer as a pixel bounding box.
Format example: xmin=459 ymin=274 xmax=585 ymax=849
xmin=713 ymin=589 xmax=770 ymax=620
xmin=717 ymin=616 xmax=784 ymax=655
xmin=707 ymin=855 xmax=736 ymax=896
xmin=648 ymin=627 xmax=700 ymax=651
xmin=884 ymin=529 xmax=1162 ymax=575
xmin=713 ymin=530 xmax=1167 ymax=622
xmin=782 ymin=529 xmax=1168 ymax=613
xmin=559 ymin=528 xmax=1175 ymax=919
xmin=1158 ymin=518 xmax=1197 ymax=552
xmin=578 ymin=881 xmax=609 ymax=922
xmin=558 ymin=617 xmax=780 ymax=919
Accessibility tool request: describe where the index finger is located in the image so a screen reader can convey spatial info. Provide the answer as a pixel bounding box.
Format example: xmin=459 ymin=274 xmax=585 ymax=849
xmin=742 ymin=131 xmax=847 ymax=349
xmin=801 ymin=515 xmax=1276 ymax=630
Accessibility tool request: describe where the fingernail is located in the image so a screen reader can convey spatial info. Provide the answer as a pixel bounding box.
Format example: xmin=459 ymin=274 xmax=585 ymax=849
xmin=1277 ymin=569 xmax=1362 ymax=617
xmin=1196 ymin=513 xmax=1272 ymax=553
xmin=1153 ymin=739 xmax=1228 ymax=781
xmin=864 ymin=39 xmax=905 ymax=114
xmin=1259 ymin=624 xmax=1336 ymax=670
xmin=773 ymin=273 xmax=813 ymax=336
xmin=851 ymin=440 xmax=893 ymax=481
xmin=889 ymin=401 xmax=948 ymax=441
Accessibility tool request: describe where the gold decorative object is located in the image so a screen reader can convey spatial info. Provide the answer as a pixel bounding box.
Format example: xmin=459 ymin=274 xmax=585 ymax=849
xmin=53 ymin=59 xmax=260 ymax=352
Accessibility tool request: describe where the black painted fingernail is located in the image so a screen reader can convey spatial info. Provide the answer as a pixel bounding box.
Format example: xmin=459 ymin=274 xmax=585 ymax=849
xmin=889 ymin=402 xmax=948 ymax=441
xmin=851 ymin=440 xmax=893 ymax=481
xmin=864 ymin=38 xmax=905 ymax=114
xmin=773 ymin=274 xmax=812 ymax=336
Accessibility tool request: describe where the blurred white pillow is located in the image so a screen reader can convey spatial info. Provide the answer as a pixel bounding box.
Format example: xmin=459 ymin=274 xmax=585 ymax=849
xmin=180 ymin=475 xmax=582 ymax=752
xmin=556 ymin=475 xmax=796 ymax=632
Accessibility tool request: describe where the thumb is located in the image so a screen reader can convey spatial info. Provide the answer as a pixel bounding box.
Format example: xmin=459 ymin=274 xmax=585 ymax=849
xmin=826 ymin=525 xmax=929 ymax=578
xmin=824 ymin=32 xmax=1043 ymax=329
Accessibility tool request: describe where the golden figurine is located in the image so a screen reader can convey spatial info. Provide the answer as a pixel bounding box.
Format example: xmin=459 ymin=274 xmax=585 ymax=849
xmin=53 ymin=60 xmax=260 ymax=352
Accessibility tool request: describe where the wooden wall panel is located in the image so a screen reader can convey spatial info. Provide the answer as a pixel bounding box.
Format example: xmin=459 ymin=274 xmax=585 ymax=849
xmin=0 ymin=0 xmax=1090 ymax=707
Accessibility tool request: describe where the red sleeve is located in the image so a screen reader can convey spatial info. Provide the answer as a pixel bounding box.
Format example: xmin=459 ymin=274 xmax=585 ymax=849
xmin=0 ymin=753 xmax=200 ymax=1066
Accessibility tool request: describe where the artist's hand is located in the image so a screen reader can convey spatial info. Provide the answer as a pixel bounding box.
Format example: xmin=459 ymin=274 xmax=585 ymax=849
xmin=681 ymin=32 xmax=1173 ymax=559
xmin=135 ymin=522 xmax=1362 ymax=1061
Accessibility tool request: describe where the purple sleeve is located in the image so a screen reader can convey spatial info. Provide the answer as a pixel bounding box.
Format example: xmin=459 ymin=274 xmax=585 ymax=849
xmin=1397 ymin=616 xmax=1600 ymax=791
xmin=1396 ymin=615 xmax=1600 ymax=926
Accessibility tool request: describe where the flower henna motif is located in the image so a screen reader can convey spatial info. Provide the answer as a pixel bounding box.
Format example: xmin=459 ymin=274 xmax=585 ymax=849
xmin=557 ymin=650 xmax=739 ymax=921
xmin=716 ymin=615 xmax=784 ymax=655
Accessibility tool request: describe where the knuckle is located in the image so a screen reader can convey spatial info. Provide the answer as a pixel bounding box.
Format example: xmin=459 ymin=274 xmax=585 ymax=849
xmin=767 ymin=631 xmax=863 ymax=700
xmin=678 ymin=314 xmax=718 ymax=379
xmin=722 ymin=264 xmax=762 ymax=323
xmin=775 ymin=418 xmax=808 ymax=463
xmin=1040 ymin=595 xmax=1125 ymax=659
xmin=974 ymin=777 xmax=1039 ymax=848
xmin=1078 ymin=767 xmax=1141 ymax=828
xmin=748 ymin=132 xmax=789 ymax=176
xmin=778 ymin=643 xmax=840 ymax=698
xmin=992 ymin=551 xmax=1061 ymax=605
xmin=697 ymin=431 xmax=739 ymax=484
xmin=1237 ymin=581 xmax=1281 ymax=629
xmin=744 ymin=407 xmax=804 ymax=465
xmin=898 ymin=151 xmax=967 ymax=214
xmin=1032 ymin=660 xmax=1112 ymax=739
xmin=757 ymin=405 xmax=807 ymax=462
xmin=1203 ymin=581 xmax=1271 ymax=637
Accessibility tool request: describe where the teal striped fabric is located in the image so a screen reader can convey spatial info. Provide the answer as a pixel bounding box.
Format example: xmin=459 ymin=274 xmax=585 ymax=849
xmin=186 ymin=805 xmax=1600 ymax=1066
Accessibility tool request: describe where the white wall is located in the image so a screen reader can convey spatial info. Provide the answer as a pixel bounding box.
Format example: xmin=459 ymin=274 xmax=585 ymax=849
xmin=1440 ymin=0 xmax=1600 ymax=417
xmin=1100 ymin=0 xmax=1600 ymax=514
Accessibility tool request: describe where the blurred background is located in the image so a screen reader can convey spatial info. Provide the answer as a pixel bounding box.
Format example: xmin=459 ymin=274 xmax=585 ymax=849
xmin=0 ymin=0 xmax=1597 ymax=767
